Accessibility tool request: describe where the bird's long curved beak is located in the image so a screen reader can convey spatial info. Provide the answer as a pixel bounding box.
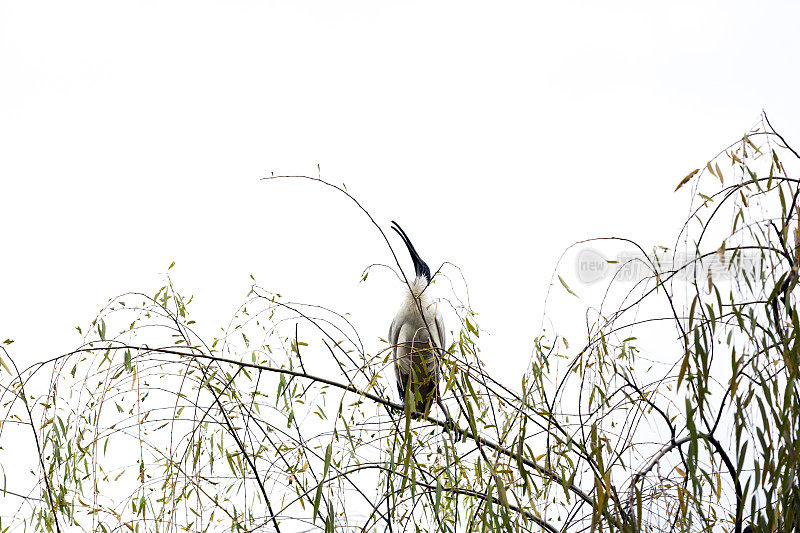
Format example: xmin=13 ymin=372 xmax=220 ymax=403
xmin=391 ymin=221 xmax=432 ymax=282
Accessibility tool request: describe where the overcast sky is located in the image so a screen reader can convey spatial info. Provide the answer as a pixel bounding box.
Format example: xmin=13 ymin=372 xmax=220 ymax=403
xmin=2 ymin=1 xmax=799 ymax=387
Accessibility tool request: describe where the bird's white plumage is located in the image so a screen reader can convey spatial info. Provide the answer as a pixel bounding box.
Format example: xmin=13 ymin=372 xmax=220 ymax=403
xmin=389 ymin=276 xmax=445 ymax=406
xmin=387 ymin=220 xmax=452 ymax=426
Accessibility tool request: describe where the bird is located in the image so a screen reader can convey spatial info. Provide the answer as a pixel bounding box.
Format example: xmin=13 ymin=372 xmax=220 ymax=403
xmin=388 ymin=220 xmax=453 ymax=428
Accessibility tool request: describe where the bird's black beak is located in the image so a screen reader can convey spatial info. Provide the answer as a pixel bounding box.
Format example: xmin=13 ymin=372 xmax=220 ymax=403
xmin=391 ymin=221 xmax=432 ymax=282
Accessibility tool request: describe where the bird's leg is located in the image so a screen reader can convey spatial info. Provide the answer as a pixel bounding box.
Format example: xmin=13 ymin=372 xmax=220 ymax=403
xmin=436 ymin=390 xmax=454 ymax=431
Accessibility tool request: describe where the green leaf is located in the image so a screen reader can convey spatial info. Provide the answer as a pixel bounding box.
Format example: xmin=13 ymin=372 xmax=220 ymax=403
xmin=677 ymin=350 xmax=691 ymax=389
xmin=466 ymin=317 xmax=479 ymax=337
xmin=313 ymin=443 xmax=333 ymax=521
xmin=558 ymin=275 xmax=578 ymax=298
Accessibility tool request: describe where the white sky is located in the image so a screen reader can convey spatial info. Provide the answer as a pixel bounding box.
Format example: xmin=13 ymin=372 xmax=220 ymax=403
xmin=2 ymin=1 xmax=800 ymax=389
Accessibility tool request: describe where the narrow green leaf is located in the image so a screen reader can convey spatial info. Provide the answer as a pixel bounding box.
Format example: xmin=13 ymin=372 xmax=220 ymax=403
xmin=313 ymin=443 xmax=333 ymax=521
xmin=558 ymin=275 xmax=578 ymax=298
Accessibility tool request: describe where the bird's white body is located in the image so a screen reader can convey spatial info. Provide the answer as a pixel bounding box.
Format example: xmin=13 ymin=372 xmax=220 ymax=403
xmin=388 ymin=276 xmax=445 ymax=411
xmin=387 ymin=220 xmax=452 ymax=425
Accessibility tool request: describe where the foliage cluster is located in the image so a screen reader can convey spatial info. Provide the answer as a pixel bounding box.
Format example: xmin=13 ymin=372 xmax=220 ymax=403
xmin=1 ymin=115 xmax=798 ymax=532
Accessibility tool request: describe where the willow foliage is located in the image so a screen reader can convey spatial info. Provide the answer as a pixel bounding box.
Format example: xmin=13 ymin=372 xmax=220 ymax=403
xmin=1 ymin=114 xmax=798 ymax=532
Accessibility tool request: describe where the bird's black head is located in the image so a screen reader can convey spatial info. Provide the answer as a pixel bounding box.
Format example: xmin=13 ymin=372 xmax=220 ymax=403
xmin=391 ymin=221 xmax=431 ymax=283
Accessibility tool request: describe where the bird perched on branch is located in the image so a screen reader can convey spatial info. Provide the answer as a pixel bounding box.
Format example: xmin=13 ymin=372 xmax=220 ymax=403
xmin=388 ymin=221 xmax=452 ymax=427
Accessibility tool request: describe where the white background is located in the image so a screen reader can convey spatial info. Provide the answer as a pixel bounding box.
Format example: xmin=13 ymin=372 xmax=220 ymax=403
xmin=2 ymin=1 xmax=800 ymax=387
